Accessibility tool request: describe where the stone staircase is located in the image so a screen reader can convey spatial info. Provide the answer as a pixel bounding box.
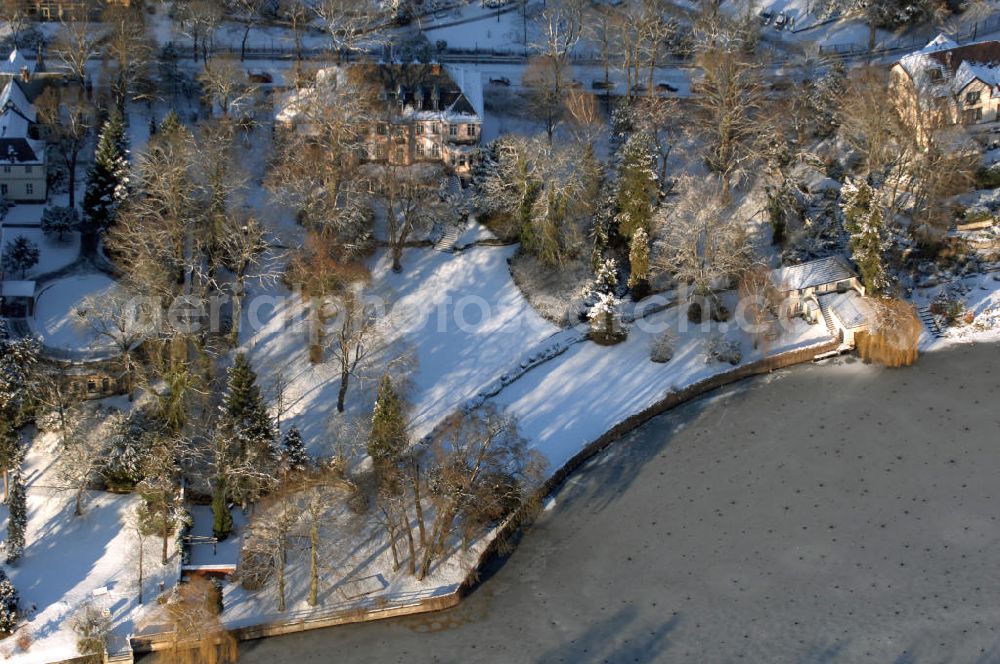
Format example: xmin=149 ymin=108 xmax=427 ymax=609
xmin=433 ymin=220 xmax=467 ymax=253
xmin=917 ymin=305 xmax=944 ymax=339
xmin=816 ymin=296 xmax=838 ymax=338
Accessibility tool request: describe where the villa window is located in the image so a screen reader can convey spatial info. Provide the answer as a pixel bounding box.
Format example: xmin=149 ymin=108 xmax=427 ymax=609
xmin=376 ymin=123 xmax=387 ymax=135
xmin=416 ymin=124 xmax=424 ymax=135
xmin=966 ymin=90 xmax=981 ymax=105
xmin=1 ymin=184 xmax=7 ymax=196
xmin=449 ymin=124 xmax=458 ymax=137
xmin=24 ymin=165 xmax=31 ymax=174
xmin=963 ymin=107 xmax=983 ymax=124
xmin=467 ymin=124 xmax=476 ymax=137
xmin=2 ymin=166 xmax=10 ymax=174
xmin=431 ymin=123 xmax=440 ymax=135
xmin=25 ymin=183 xmax=33 ymax=195
xmin=432 ymin=145 xmax=440 ymax=158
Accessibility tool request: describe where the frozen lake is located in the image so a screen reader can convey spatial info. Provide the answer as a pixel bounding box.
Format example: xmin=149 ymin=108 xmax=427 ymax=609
xmin=154 ymin=342 xmax=1000 ymax=662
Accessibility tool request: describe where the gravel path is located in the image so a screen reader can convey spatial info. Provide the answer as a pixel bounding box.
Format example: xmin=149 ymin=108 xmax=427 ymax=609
xmin=182 ymin=343 xmax=1000 ymax=663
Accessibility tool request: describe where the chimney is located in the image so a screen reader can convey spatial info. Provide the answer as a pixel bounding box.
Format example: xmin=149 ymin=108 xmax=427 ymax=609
xmin=431 ymin=62 xmax=441 ymax=76
xmin=19 ymin=66 xmax=29 ymax=83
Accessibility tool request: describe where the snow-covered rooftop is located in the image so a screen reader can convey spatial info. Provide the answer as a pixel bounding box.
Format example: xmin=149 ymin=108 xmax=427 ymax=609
xmin=1 ymin=279 xmax=35 ymax=298
xmin=0 ymin=48 xmax=34 ymax=76
xmin=771 ymin=256 xmax=857 ymax=293
xmin=897 ymin=35 xmax=1000 ymax=100
xmin=825 ymin=290 xmax=874 ymax=329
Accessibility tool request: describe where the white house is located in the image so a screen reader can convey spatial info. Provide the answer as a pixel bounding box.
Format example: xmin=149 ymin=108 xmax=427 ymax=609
xmin=0 ymin=78 xmax=47 ymax=202
xmin=770 ymin=255 xmax=864 ymax=320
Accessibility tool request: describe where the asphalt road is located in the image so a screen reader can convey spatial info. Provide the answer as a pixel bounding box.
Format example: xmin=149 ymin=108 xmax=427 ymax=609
xmin=223 ymin=343 xmax=1000 ymax=663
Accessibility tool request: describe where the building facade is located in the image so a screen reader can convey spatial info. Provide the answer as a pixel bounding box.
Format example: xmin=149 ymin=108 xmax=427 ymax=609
xmin=890 ymin=35 xmax=1000 ymax=143
xmin=276 ymin=63 xmax=483 ymax=176
xmin=0 ymin=77 xmax=47 ymax=203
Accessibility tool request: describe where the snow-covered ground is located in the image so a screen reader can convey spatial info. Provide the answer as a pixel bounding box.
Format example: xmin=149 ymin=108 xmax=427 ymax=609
xmin=242 ymin=240 xmax=558 ymax=454
xmin=914 ymin=271 xmax=1000 ymax=349
xmin=0 ymin=421 xmax=179 ymax=664
xmin=28 ymin=274 xmax=120 ymax=353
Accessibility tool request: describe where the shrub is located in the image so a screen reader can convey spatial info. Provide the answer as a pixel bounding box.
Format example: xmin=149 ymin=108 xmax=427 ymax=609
xmin=856 ymin=299 xmax=921 ymax=367
xmin=72 ymin=603 xmax=111 ymax=663
xmin=705 ymin=334 xmax=742 ymax=365
xmin=650 ymin=330 xmax=675 ymax=363
xmin=41 ymin=206 xmax=80 ymax=243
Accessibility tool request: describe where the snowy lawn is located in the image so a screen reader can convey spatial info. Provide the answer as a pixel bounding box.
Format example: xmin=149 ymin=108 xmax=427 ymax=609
xmin=186 ymin=506 xmax=249 ymax=568
xmin=492 ymin=297 xmax=832 ymax=470
xmin=914 ymin=271 xmax=1000 ymax=350
xmin=0 ymin=228 xmax=80 ymax=279
xmin=242 ymin=241 xmax=557 ymax=453
xmin=220 ymin=481 xmax=482 ymax=629
xmin=28 ymin=274 xmax=121 ymax=353
xmin=0 ymin=427 xmax=179 ymax=664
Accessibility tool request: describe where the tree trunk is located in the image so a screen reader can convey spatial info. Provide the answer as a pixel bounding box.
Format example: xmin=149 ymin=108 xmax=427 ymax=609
xmin=241 ymin=25 xmax=250 ymax=62
xmin=403 ymin=510 xmax=416 ymax=575
xmin=68 ymin=153 xmax=78 ymax=208
xmin=336 ymin=364 xmax=349 ymax=412
xmin=3 ymin=469 xmax=8 ymax=503
xmin=391 ymin=242 xmax=403 ymax=272
xmin=277 ymin=544 xmax=286 ymax=612
xmin=308 ymin=521 xmax=318 ymax=606
xmin=385 ymin=514 xmax=400 ymax=571
xmin=137 ymin=535 xmax=144 ymax=604
xmin=410 ymin=462 xmax=426 ymax=550
xmin=161 ymin=502 xmax=170 ymax=565
xmin=75 ymin=488 xmax=83 ymax=516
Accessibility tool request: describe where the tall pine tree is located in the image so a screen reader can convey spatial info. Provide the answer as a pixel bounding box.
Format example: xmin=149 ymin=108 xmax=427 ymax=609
xmin=5 ymin=469 xmax=26 ymax=564
xmin=218 ymin=354 xmax=278 ymax=506
xmin=0 ymin=569 xmax=17 ymax=633
xmin=368 ymin=375 xmax=408 ymax=465
xmin=614 ymin=132 xmax=659 ymax=240
xmin=82 ymin=111 xmax=129 ymax=240
xmin=841 ymin=178 xmax=890 ymax=295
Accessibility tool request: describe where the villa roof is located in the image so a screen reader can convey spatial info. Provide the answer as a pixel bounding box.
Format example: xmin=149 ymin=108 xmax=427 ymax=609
xmin=770 ymin=256 xmax=857 ymax=292
xmin=897 ymin=36 xmax=1000 ymax=101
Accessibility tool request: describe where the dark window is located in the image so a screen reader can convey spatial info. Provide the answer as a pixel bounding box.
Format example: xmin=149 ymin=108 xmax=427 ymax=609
xmin=966 ymin=90 xmax=981 ymax=105
xmin=376 ymin=123 xmax=387 ymax=135
xmin=467 ymin=124 xmax=476 ymax=137
xmin=449 ymin=125 xmax=458 ymax=136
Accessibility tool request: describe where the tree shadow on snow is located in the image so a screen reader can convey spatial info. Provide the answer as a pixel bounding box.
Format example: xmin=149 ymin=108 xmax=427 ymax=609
xmin=532 ymin=606 xmax=680 ymax=664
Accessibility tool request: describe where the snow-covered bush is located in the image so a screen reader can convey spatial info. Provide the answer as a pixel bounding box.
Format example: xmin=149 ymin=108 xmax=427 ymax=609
xmin=589 ymin=293 xmax=627 ymax=345
xmin=72 ymin=602 xmax=111 ymax=659
xmin=101 ymin=410 xmax=153 ymax=491
xmin=705 ymin=334 xmax=742 ymax=365
xmin=41 ymin=206 xmax=80 ymax=243
xmin=594 ymin=257 xmax=619 ymax=295
xmin=650 ymin=329 xmax=675 ymax=363
xmin=0 ymin=568 xmax=19 ymax=633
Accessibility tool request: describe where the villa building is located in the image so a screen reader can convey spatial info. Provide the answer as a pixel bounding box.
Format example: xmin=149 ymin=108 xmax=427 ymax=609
xmin=275 ymin=63 xmax=483 ymax=177
xmin=0 ymin=78 xmax=47 ymax=203
xmin=770 ymin=256 xmax=872 ymax=346
xmin=890 ymin=34 xmax=1000 ymax=144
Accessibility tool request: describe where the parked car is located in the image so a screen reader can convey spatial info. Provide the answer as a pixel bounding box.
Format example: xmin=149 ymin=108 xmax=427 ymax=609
xmin=774 ymin=12 xmax=787 ymax=29
xmin=656 ymin=82 xmax=678 ymax=93
xmin=592 ymin=80 xmax=615 ymax=90
xmin=489 ymin=76 xmax=511 ymax=86
xmin=759 ymin=10 xmax=773 ymax=25
xmin=247 ymin=70 xmax=273 ymax=84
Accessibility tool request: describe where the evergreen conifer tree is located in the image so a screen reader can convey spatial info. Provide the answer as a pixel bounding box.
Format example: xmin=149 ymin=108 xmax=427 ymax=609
xmin=218 ymin=354 xmax=278 ymax=506
xmin=280 ymin=426 xmax=311 ymax=474
xmin=614 ymin=133 xmax=659 ymax=239
xmin=82 ymin=111 xmax=129 ymax=238
xmin=841 ymin=179 xmax=890 ymax=295
xmin=212 ymin=481 xmax=233 ymax=541
xmin=0 ymin=569 xmax=18 ymax=633
xmin=627 ymin=227 xmax=650 ymax=291
xmin=5 ymin=469 xmax=26 ymax=564
xmin=368 ymin=375 xmax=407 ymax=465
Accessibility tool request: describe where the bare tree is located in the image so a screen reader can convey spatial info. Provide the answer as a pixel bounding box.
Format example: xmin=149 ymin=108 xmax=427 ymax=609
xmin=635 ymin=96 xmax=679 ymax=185
xmin=418 ymin=405 xmax=545 ymax=580
xmin=0 ymin=0 xmax=29 ymax=49
xmin=313 ymin=0 xmax=386 ymax=62
xmin=526 ymin=0 xmax=584 ymax=142
xmin=199 ymin=58 xmax=260 ymax=118
xmin=690 ymin=32 xmax=766 ymax=193
xmin=51 ymin=19 xmax=103 ymax=84
xmin=35 ymin=87 xmax=93 ymax=209
xmin=652 ymin=176 xmax=756 ymax=296
xmin=229 ymin=0 xmax=269 ymax=61
xmin=217 ymin=213 xmax=272 ymax=345
xmin=152 ymin=577 xmax=238 ymax=664
xmin=327 ymin=288 xmax=382 ymax=413
xmin=370 ymin=164 xmax=449 ymax=272
xmin=177 ymin=0 xmax=225 ymax=63
xmin=838 ymin=66 xmax=905 ymax=179
xmin=56 ymin=409 xmax=109 ymax=516
xmin=102 ymin=3 xmax=155 ymax=111
xmin=278 ymin=0 xmax=310 ymax=62
xmin=75 ymin=290 xmax=154 ymax=400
